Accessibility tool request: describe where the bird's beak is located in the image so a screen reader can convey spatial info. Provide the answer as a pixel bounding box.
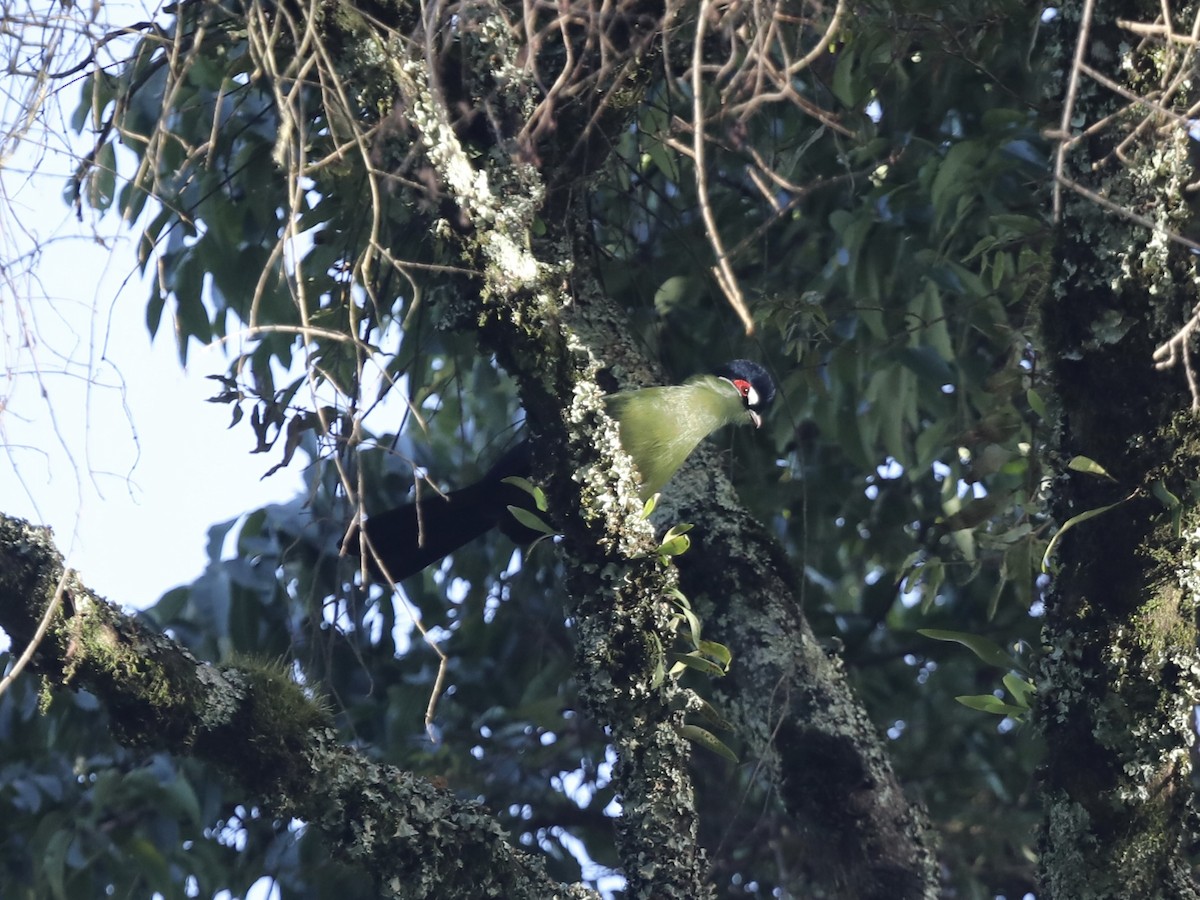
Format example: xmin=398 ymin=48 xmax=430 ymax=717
xmin=749 ymin=410 xmax=762 ymax=429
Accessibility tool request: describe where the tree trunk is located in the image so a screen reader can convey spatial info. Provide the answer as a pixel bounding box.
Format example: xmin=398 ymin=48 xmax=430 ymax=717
xmin=1040 ymin=4 xmax=1200 ymax=896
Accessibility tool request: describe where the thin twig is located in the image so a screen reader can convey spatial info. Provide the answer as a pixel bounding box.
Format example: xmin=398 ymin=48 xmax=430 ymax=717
xmin=1078 ymin=62 xmax=1190 ymax=129
xmin=0 ymin=570 xmax=69 ymax=701
xmin=784 ymin=0 xmax=846 ymax=76
xmin=1153 ymin=304 xmax=1200 ymax=410
xmin=692 ymin=0 xmax=754 ymax=334
xmin=1054 ymin=0 xmax=1096 ymax=220
xmin=1116 ymin=18 xmax=1200 ymax=44
xmin=1056 ymin=173 xmax=1200 ymax=253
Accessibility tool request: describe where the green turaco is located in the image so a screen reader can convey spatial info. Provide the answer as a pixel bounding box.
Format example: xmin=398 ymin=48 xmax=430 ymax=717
xmin=348 ymin=360 xmax=775 ymax=581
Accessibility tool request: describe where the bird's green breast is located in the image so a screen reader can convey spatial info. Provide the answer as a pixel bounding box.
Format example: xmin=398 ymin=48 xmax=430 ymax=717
xmin=606 ymin=374 xmax=745 ymax=498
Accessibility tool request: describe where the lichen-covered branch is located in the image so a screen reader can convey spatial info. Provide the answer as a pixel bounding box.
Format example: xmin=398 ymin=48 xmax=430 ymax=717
xmin=664 ymin=469 xmax=940 ymax=900
xmin=1040 ymin=3 xmax=1200 ymax=896
xmin=552 ymin=216 xmax=941 ymax=897
xmin=343 ymin=5 xmax=715 ymax=896
xmin=0 ymin=514 xmax=590 ymax=900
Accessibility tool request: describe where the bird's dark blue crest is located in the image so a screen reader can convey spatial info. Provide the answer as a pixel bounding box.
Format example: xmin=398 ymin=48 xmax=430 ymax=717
xmin=713 ymin=359 xmax=776 ymax=412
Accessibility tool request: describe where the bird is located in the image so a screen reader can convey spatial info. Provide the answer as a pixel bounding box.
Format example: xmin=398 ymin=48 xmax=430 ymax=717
xmin=347 ymin=360 xmax=775 ymax=582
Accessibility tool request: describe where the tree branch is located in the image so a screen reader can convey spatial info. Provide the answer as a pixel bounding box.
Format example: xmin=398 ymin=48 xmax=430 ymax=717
xmin=0 ymin=514 xmax=590 ymax=900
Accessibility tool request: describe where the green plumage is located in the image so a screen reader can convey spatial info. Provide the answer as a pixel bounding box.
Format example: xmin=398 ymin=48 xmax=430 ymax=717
xmin=606 ymin=374 xmax=748 ymax=498
xmin=354 ymin=361 xmax=773 ymax=581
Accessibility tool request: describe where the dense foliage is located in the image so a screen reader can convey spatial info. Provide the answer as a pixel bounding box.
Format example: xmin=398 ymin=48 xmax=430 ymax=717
xmin=6 ymin=1 xmax=1199 ymax=898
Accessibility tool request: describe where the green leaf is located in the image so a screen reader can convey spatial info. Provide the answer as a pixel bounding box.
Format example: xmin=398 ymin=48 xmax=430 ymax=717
xmin=674 ymin=604 xmax=703 ymax=649
xmin=1026 ymin=387 xmax=1047 ymax=419
xmin=650 ymin=632 xmax=666 ymax=689
xmin=87 ymin=141 xmax=118 ymax=211
xmin=945 ymin=260 xmax=989 ymax=298
xmin=986 ymin=573 xmax=1005 ymax=621
xmin=661 ymin=523 xmax=693 ymax=541
xmin=918 ymin=629 xmax=1014 ymax=670
xmin=145 ymin=287 xmax=167 ymax=341
xmin=964 ymin=234 xmax=1000 ymax=263
xmin=931 ymin=141 xmax=985 ymax=225
xmin=831 ymin=47 xmax=860 ymax=107
xmin=1067 ymin=455 xmax=1116 ymax=481
xmin=144 ymin=586 xmax=189 ymax=626
xmin=917 ymin=558 xmax=945 ymax=613
xmin=653 ymin=275 xmax=691 ymax=315
xmin=42 ymin=828 xmax=72 ymax=900
xmin=1002 ymin=673 xmax=1035 ymax=708
xmin=677 ymin=724 xmax=739 ymax=762
xmin=126 ymin=836 xmax=172 ymax=887
xmin=948 ymin=524 xmax=978 ymax=562
xmin=697 ymin=639 xmax=732 ymax=670
xmin=658 ymin=523 xmax=694 ymax=557
xmin=646 ymin=140 xmax=681 ymax=184
xmin=670 ymin=651 xmax=727 ymax=678
xmin=1041 ymin=498 xmax=1129 ymax=572
xmin=914 ymin=420 xmax=950 ymax=470
xmin=171 ymin=251 xmax=209 ymax=365
xmin=991 ymin=250 xmax=1012 ymax=291
xmin=897 ymin=345 xmax=954 ymax=385
xmin=506 ymin=506 xmax=557 ymax=537
xmin=667 ymin=586 xmax=691 ymax=607
xmin=658 ymin=534 xmax=691 ymax=557
xmin=919 ymin=285 xmax=955 ymax=363
xmin=988 ymin=213 xmax=1044 ymax=235
xmin=501 ymin=476 xmax=548 ymax=511
xmin=955 ymin=694 xmax=1028 ymax=717
xmin=689 ymin=696 xmax=734 ymax=732
xmin=70 ymin=75 xmax=93 ymax=133
xmin=640 ymin=492 xmax=659 ymax=519
xmin=1150 ymin=479 xmax=1181 ymax=510
xmin=118 ymin=178 xmax=151 ymax=226
xmin=137 ymin=206 xmax=174 ymax=274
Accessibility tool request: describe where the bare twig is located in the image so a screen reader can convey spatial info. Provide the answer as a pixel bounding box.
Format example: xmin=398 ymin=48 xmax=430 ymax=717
xmin=1054 ymin=0 xmax=1096 ymax=220
xmin=1056 ymin=173 xmax=1200 ymax=253
xmin=692 ymin=0 xmax=754 ymax=334
xmin=1153 ymin=304 xmax=1200 ymax=410
xmin=0 ymin=569 xmax=69 ymax=701
xmin=1116 ymin=17 xmax=1200 ymax=44
xmin=784 ymin=0 xmax=846 ymax=76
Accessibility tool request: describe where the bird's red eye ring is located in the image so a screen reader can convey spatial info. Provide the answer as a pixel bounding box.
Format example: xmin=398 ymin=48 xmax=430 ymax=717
xmin=734 ymin=379 xmax=751 ymax=398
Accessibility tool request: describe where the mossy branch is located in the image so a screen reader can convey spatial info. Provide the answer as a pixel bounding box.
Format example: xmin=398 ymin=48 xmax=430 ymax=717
xmin=0 ymin=514 xmax=589 ymax=900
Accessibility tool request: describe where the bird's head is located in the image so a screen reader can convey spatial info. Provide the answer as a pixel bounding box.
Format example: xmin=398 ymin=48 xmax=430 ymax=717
xmin=713 ymin=359 xmax=776 ymax=429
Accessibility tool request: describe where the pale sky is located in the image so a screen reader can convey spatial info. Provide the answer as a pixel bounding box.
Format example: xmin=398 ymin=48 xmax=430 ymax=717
xmin=1 ymin=198 xmax=305 ymax=610
xmin=1 ymin=69 xmax=304 ymax=613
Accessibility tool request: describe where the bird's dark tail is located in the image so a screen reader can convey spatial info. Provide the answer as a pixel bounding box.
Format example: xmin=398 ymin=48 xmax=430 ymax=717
xmin=348 ymin=484 xmax=502 ymax=581
xmin=345 ymin=442 xmax=535 ymax=582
